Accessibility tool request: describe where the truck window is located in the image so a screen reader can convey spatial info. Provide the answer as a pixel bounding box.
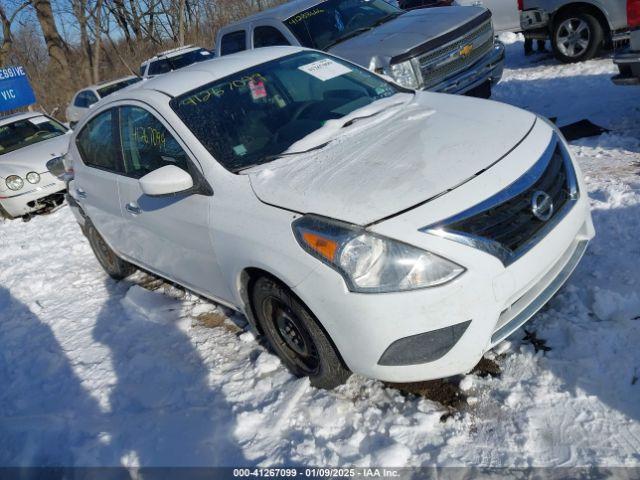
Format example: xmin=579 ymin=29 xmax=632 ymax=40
xmin=254 ymin=26 xmax=291 ymax=48
xmin=220 ymin=31 xmax=247 ymax=55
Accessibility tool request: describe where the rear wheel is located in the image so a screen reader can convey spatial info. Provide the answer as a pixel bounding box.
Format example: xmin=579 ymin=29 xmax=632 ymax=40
xmin=552 ymin=11 xmax=604 ymax=63
xmin=251 ymin=276 xmax=351 ymax=389
xmin=86 ymin=223 xmax=136 ymax=280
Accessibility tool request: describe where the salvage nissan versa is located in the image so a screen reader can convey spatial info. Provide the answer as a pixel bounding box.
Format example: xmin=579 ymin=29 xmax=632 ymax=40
xmin=67 ymin=47 xmax=594 ymax=389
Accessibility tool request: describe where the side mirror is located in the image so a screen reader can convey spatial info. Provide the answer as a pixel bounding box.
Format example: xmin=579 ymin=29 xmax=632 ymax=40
xmin=139 ymin=165 xmax=194 ymax=196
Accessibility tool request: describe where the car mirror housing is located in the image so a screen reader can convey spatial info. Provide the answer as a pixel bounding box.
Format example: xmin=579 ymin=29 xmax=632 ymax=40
xmin=138 ymin=165 xmax=194 ymax=196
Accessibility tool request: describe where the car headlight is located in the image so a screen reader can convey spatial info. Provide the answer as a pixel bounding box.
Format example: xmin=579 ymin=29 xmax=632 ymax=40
xmin=6 ymin=175 xmax=24 ymax=191
xmin=293 ymin=215 xmax=465 ymax=293
xmin=26 ymin=172 xmax=40 ymax=184
xmin=389 ymin=60 xmax=420 ymax=89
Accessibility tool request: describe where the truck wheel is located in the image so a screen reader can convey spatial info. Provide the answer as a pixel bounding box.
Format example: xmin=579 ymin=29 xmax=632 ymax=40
xmin=251 ymin=276 xmax=351 ymax=389
xmin=86 ymin=223 xmax=136 ymax=280
xmin=552 ymin=11 xmax=604 ymax=63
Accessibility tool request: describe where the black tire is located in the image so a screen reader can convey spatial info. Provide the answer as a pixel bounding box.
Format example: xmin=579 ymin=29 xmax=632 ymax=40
xmin=551 ymin=11 xmax=604 ymax=63
xmin=251 ymin=276 xmax=351 ymax=389
xmin=86 ymin=223 xmax=136 ymax=280
xmin=466 ymin=80 xmax=492 ymax=99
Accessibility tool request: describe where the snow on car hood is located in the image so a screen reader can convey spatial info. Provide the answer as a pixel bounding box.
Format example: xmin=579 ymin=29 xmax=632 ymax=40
xmin=246 ymin=92 xmax=537 ymax=225
xmin=0 ymin=133 xmax=71 ymax=179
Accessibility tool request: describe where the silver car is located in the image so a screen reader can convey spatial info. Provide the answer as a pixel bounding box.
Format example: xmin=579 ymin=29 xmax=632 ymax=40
xmin=215 ymin=0 xmax=505 ymax=98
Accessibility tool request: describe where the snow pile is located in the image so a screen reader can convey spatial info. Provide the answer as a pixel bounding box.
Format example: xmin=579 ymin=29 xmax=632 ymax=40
xmin=0 ymin=39 xmax=639 ymax=468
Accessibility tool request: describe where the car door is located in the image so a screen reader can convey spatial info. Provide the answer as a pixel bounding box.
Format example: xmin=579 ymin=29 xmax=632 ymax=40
xmin=115 ymin=104 xmax=231 ymax=299
xmin=73 ymin=108 xmax=129 ymax=254
xmin=456 ymin=0 xmax=521 ymax=32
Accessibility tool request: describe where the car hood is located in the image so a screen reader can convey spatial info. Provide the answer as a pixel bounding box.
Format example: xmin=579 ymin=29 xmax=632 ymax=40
xmin=246 ymin=92 xmax=537 ymax=226
xmin=327 ymin=6 xmax=488 ymax=67
xmin=0 ymin=133 xmax=71 ymax=179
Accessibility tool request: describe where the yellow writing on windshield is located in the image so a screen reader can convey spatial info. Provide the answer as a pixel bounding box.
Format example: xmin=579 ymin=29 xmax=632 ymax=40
xmin=133 ymin=126 xmax=166 ymax=150
xmin=287 ymin=8 xmax=325 ymax=25
xmin=180 ymin=73 xmax=267 ymax=107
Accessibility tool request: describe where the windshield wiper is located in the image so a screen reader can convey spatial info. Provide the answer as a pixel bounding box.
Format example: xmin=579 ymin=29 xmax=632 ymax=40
xmin=323 ymin=27 xmax=373 ymax=50
xmin=234 ymin=142 xmax=331 ymax=173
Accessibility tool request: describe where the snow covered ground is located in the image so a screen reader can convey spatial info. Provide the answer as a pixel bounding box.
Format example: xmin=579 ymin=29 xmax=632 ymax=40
xmin=1 ymin=34 xmax=639 ymax=468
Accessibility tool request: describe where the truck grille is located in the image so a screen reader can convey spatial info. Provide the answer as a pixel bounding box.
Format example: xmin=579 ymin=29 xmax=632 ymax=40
xmin=446 ymin=144 xmax=572 ymax=254
xmin=418 ymin=20 xmax=493 ymax=89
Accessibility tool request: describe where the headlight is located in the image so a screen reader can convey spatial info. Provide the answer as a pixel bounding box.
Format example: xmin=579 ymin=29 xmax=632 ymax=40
xmin=293 ymin=215 xmax=465 ymax=293
xmin=6 ymin=175 xmax=24 ymax=191
xmin=26 ymin=172 xmax=40 ymax=184
xmin=389 ymin=60 xmax=420 ymax=89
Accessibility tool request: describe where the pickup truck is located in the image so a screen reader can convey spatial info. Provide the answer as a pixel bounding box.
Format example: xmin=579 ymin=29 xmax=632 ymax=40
xmin=215 ymin=0 xmax=505 ymax=98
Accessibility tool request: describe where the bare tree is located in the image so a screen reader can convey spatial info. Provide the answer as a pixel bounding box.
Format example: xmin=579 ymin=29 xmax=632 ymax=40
xmin=0 ymin=1 xmax=30 ymax=65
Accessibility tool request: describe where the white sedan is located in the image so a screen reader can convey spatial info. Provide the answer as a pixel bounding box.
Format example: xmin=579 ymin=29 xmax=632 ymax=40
xmin=0 ymin=112 xmax=70 ymax=220
xmin=67 ymin=47 xmax=594 ymax=389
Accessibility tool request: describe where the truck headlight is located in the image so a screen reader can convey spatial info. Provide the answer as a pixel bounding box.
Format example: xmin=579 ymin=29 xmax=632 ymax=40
xmin=26 ymin=172 xmax=40 ymax=184
xmin=6 ymin=175 xmax=24 ymax=191
xmin=293 ymin=215 xmax=464 ymax=293
xmin=389 ymin=60 xmax=420 ymax=89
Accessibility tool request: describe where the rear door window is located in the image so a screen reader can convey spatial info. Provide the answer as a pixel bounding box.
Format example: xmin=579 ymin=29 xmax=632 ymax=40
xmin=220 ymin=31 xmax=247 ymax=55
xmin=76 ymin=109 xmax=122 ymax=173
xmin=253 ymin=26 xmax=291 ymax=47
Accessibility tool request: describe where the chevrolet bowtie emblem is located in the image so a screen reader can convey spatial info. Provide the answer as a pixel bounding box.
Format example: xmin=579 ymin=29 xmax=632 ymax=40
xmin=459 ymin=44 xmax=474 ymax=58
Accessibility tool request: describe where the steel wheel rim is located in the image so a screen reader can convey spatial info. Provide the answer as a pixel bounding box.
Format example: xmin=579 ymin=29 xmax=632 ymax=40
xmin=556 ymin=18 xmax=590 ymax=58
xmin=262 ymin=296 xmax=320 ymax=375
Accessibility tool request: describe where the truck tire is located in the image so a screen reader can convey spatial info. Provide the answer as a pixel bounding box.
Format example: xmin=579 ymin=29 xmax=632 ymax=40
xmin=251 ymin=275 xmax=351 ymax=389
xmin=86 ymin=223 xmax=136 ymax=280
xmin=552 ymin=11 xmax=604 ymax=63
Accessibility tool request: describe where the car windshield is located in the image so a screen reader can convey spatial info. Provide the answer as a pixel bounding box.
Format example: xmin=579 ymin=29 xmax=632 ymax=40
xmin=285 ymin=0 xmax=402 ymax=50
xmin=148 ymin=49 xmax=213 ymax=76
xmin=171 ymin=51 xmax=400 ymax=172
xmin=0 ymin=116 xmax=68 ymax=156
xmin=97 ymin=77 xmax=142 ymax=98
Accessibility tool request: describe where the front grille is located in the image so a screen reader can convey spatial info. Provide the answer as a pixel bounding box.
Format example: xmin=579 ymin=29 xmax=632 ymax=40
xmin=446 ymin=144 xmax=573 ymax=254
xmin=418 ymin=20 xmax=493 ymax=88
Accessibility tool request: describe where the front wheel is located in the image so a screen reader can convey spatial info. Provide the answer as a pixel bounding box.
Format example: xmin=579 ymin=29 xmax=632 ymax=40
xmin=86 ymin=223 xmax=136 ymax=280
xmin=251 ymin=276 xmax=351 ymax=389
xmin=552 ymin=12 xmax=604 ymax=63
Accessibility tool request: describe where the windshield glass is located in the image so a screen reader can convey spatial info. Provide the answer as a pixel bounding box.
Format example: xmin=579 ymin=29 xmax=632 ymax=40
xmin=148 ymin=49 xmax=213 ymax=76
xmin=97 ymin=77 xmax=142 ymax=97
xmin=0 ymin=116 xmax=68 ymax=156
xmin=171 ymin=52 xmax=399 ymax=172
xmin=285 ymin=0 xmax=401 ymax=50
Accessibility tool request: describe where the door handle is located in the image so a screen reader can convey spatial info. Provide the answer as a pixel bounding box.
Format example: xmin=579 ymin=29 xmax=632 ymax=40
xmin=125 ymin=202 xmax=141 ymax=215
xmin=76 ymin=188 xmax=87 ymax=199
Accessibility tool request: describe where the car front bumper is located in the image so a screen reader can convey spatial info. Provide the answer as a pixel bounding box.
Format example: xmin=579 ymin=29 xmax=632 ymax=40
xmin=427 ymin=40 xmax=505 ymax=95
xmin=292 ymin=154 xmax=593 ymax=383
xmin=0 ymin=173 xmax=66 ymax=218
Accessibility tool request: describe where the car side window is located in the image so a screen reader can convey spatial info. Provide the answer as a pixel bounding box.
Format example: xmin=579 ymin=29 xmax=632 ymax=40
xmin=119 ymin=105 xmax=190 ymax=179
xmin=75 ymin=91 xmax=90 ymax=107
xmin=148 ymin=59 xmax=172 ymax=76
xmin=220 ymin=30 xmax=247 ymax=55
xmin=253 ymin=26 xmax=290 ymax=48
xmin=86 ymin=91 xmax=99 ymax=104
xmin=76 ymin=109 xmax=122 ymax=172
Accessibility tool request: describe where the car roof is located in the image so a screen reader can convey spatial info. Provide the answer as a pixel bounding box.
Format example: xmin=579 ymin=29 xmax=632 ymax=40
xmin=129 ymin=46 xmax=306 ymax=98
xmin=141 ymin=45 xmax=206 ymax=66
xmin=76 ymin=75 xmax=139 ymax=94
xmin=0 ymin=111 xmax=45 ymax=127
xmin=223 ymin=0 xmax=325 ymax=27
